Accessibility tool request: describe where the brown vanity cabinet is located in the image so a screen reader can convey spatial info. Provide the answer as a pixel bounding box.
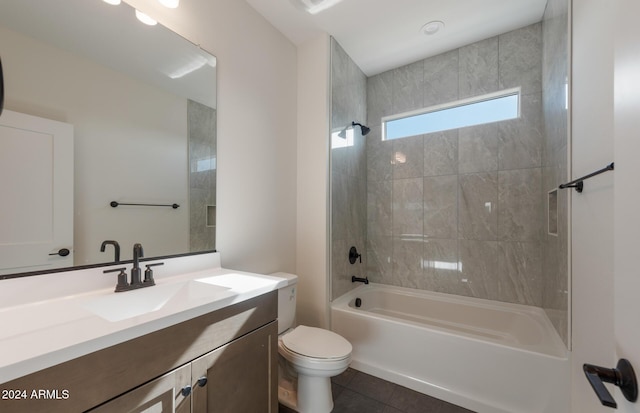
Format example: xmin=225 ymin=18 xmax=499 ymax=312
xmin=0 ymin=291 xmax=278 ymax=413
xmin=88 ymin=321 xmax=278 ymax=413
xmin=192 ymin=322 xmax=277 ymax=412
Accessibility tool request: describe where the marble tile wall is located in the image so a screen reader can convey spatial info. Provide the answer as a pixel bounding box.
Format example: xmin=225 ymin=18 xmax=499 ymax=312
xmin=330 ymin=18 xmax=569 ymax=346
xmin=366 ymin=23 xmax=552 ymax=308
xmin=541 ymin=0 xmax=570 ymax=346
xmin=188 ymin=100 xmax=217 ymax=252
xmin=330 ymin=38 xmax=368 ymax=299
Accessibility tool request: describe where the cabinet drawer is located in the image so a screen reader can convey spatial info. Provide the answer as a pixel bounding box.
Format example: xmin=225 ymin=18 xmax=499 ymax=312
xmin=87 ymin=364 xmax=191 ymax=413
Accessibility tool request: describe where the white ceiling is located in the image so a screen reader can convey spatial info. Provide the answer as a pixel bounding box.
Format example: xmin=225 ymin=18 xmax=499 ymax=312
xmin=245 ymin=0 xmax=548 ymax=76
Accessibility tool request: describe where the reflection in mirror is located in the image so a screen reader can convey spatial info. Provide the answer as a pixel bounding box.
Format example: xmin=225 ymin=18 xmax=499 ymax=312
xmin=0 ymin=0 xmax=216 ymax=276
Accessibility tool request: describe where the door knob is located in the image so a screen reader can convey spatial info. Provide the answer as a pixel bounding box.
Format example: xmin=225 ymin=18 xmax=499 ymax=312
xmin=584 ymin=358 xmax=638 ymax=408
xmin=49 ymin=248 xmax=70 ymax=257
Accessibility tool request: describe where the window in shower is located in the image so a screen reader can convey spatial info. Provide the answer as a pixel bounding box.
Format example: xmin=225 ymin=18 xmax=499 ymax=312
xmin=382 ymin=88 xmax=520 ymax=140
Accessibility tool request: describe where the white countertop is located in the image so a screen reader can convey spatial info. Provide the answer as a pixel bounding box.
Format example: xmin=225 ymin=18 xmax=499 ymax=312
xmin=0 ymin=253 xmax=288 ymax=384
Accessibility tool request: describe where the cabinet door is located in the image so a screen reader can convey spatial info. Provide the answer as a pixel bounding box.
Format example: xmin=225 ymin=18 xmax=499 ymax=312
xmin=191 ymin=321 xmax=278 ymax=413
xmin=87 ymin=364 xmax=191 ymax=413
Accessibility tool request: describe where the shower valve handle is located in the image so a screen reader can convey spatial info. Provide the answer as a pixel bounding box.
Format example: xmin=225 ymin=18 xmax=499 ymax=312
xmin=348 ymin=246 xmax=361 ymax=264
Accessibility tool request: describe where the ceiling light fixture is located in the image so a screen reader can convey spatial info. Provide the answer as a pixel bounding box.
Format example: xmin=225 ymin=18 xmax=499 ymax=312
xmin=135 ymin=9 xmax=158 ymax=26
xmin=158 ymin=0 xmax=180 ymax=8
xmin=421 ymin=20 xmax=444 ymax=36
xmin=102 ymin=0 xmax=121 ymax=5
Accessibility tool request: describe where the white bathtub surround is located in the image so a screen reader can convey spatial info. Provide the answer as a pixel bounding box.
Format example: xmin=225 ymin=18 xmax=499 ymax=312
xmin=0 ymin=252 xmax=289 ymax=384
xmin=331 ymin=283 xmax=569 ymax=413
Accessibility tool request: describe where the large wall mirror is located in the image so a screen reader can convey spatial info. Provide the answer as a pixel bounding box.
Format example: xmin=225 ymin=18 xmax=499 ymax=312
xmin=0 ymin=0 xmax=217 ymax=277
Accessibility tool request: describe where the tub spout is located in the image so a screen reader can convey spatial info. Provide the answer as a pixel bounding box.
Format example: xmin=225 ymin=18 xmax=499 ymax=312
xmin=351 ymin=276 xmax=369 ymax=285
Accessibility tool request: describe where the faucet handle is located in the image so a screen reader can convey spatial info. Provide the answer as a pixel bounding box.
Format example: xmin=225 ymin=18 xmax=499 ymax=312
xmin=349 ymin=246 xmax=362 ymax=264
xmin=144 ymin=262 xmax=164 ymax=285
xmin=103 ymin=267 xmax=129 ymax=292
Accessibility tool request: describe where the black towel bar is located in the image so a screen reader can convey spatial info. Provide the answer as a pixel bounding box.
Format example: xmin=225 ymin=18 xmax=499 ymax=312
xmin=559 ymin=162 xmax=614 ymax=193
xmin=110 ymin=201 xmax=180 ymax=209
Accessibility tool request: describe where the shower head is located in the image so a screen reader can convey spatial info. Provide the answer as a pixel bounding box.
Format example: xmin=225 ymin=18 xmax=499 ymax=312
xmin=352 ymin=121 xmax=371 ymax=136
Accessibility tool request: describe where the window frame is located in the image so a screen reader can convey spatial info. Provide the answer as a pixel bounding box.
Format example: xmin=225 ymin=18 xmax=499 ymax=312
xmin=381 ymin=87 xmax=521 ymax=141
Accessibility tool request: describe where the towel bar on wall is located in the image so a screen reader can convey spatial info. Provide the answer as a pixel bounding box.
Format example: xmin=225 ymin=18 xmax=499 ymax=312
xmin=559 ymin=162 xmax=614 ymax=193
xmin=110 ymin=201 xmax=180 ymax=209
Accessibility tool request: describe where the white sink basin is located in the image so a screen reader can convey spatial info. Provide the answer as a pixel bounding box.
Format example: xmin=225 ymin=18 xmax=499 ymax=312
xmin=0 ymin=250 xmax=293 ymax=385
xmin=81 ymin=281 xmax=231 ymax=322
xmin=0 ymin=273 xmax=284 ymax=339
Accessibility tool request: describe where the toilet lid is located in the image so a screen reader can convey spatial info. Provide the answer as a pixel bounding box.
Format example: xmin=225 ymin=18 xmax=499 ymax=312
xmin=282 ymin=325 xmax=352 ymax=359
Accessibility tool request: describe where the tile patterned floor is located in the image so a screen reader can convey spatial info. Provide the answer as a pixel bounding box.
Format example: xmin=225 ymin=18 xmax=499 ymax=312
xmin=279 ymin=368 xmax=475 ymax=413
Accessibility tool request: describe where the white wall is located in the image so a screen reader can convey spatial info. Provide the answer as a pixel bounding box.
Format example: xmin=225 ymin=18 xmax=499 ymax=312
xmin=296 ymin=33 xmax=331 ymax=328
xmin=125 ymin=0 xmax=298 ymax=274
xmin=570 ymin=0 xmax=615 ymax=411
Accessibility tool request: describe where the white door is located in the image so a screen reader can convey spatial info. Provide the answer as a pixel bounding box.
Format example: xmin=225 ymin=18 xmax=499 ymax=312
xmin=571 ymin=0 xmax=640 ymax=411
xmin=0 ymin=110 xmax=73 ymax=275
xmin=612 ymin=0 xmax=640 ymax=411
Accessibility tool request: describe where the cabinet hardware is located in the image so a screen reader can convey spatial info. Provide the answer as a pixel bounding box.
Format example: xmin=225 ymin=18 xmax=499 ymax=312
xmin=181 ymin=385 xmax=192 ymax=397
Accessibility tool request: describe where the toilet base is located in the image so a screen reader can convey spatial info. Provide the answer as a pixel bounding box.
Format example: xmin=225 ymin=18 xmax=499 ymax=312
xmin=297 ymin=375 xmax=333 ymax=413
xmin=278 ymin=374 xmax=334 ymax=413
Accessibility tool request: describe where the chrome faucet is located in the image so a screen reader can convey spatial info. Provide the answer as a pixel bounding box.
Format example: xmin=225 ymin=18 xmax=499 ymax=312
xmin=100 ymin=240 xmax=120 ymax=262
xmin=131 ymin=243 xmax=144 ymax=286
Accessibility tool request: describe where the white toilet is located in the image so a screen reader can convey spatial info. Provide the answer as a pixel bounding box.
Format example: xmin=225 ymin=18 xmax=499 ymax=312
xmin=273 ymin=272 xmax=352 ymax=413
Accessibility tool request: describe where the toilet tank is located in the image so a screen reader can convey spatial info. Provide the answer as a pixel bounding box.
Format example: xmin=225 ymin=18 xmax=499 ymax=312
xmin=270 ymin=272 xmax=298 ymax=334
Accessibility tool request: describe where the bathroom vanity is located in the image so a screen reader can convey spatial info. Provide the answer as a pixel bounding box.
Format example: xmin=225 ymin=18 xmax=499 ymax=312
xmin=0 ymin=253 xmax=283 ymax=413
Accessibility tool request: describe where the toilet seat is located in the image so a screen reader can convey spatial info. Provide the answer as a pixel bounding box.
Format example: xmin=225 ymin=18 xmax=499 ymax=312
xmin=279 ymin=339 xmax=351 ymax=373
xmin=281 ymin=325 xmax=352 ymax=360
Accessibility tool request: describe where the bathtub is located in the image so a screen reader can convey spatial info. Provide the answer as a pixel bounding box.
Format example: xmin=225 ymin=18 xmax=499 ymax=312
xmin=331 ymin=284 xmax=569 ymax=413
